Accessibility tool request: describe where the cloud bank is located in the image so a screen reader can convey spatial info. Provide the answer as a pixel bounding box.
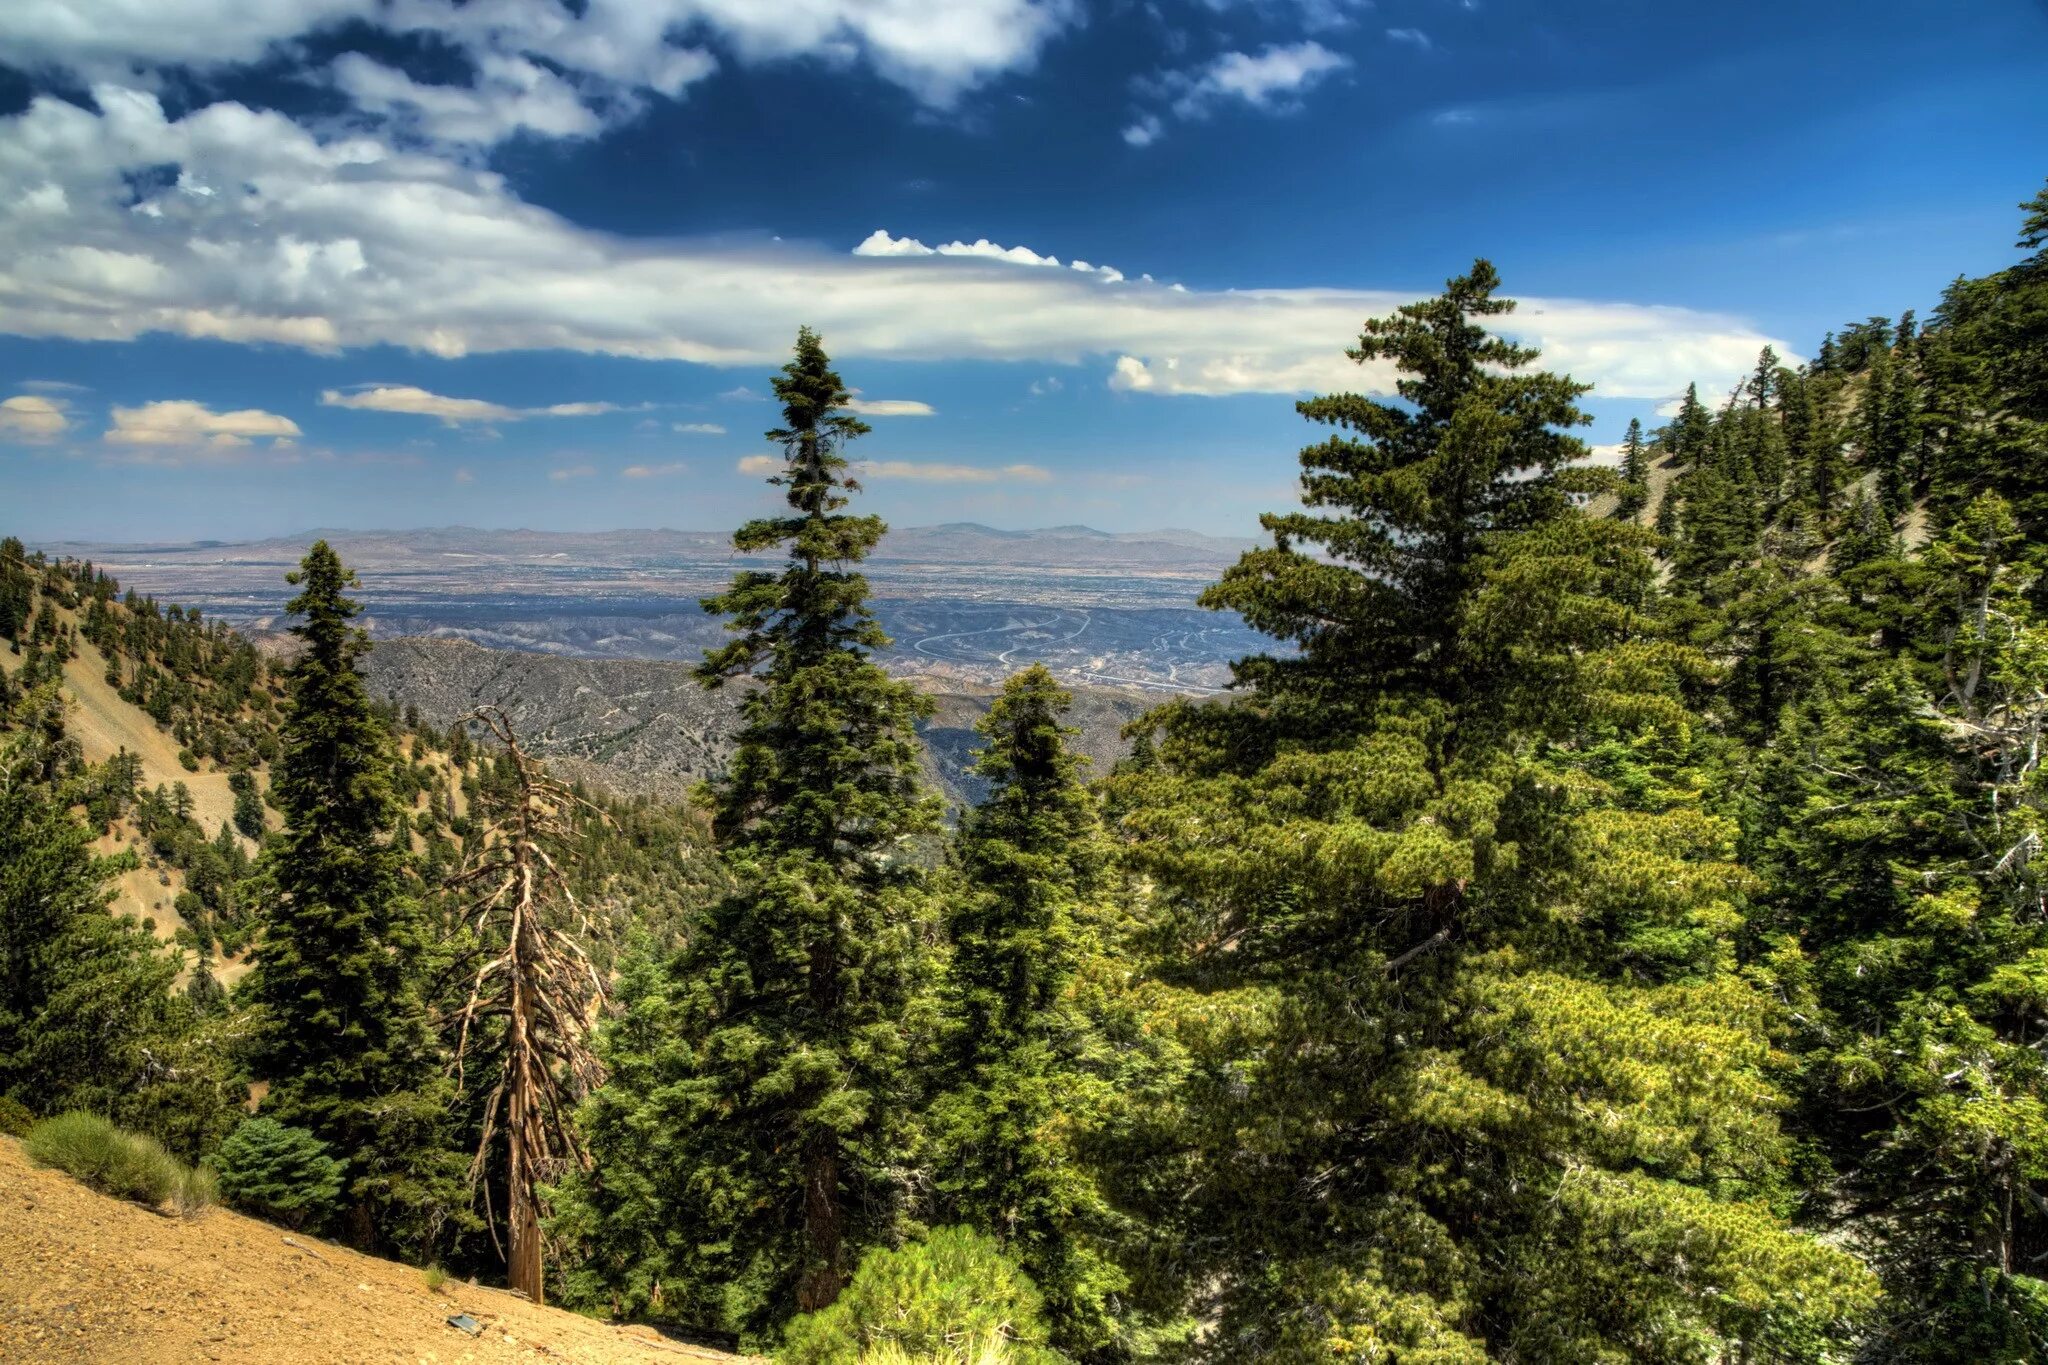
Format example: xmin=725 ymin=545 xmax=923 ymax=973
xmin=0 ymin=89 xmax=1792 ymax=402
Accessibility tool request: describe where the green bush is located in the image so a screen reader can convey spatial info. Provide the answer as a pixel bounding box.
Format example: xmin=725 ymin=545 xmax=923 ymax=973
xmin=210 ymin=1117 xmax=345 ymax=1230
xmin=780 ymin=1227 xmax=1062 ymax=1365
xmin=177 ymin=748 xmax=199 ymax=772
xmin=23 ymin=1111 xmax=215 ymax=1215
xmin=0 ymin=1094 xmax=34 ymax=1136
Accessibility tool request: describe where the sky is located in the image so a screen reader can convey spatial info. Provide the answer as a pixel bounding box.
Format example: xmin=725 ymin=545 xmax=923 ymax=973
xmin=2 ymin=0 xmax=2045 ymax=542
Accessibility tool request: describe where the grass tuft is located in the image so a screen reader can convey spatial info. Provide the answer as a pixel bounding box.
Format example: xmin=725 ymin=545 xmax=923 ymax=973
xmin=422 ymin=1265 xmax=450 ymax=1294
xmin=23 ymin=1111 xmax=216 ymax=1216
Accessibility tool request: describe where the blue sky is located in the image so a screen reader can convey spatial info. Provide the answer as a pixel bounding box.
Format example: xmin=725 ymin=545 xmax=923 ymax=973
xmin=2 ymin=0 xmax=2044 ymax=541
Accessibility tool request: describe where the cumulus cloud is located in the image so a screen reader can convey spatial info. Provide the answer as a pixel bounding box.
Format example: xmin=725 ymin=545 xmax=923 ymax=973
xmin=0 ymin=90 xmax=1793 ymax=401
xmin=855 ymin=229 xmax=1124 ymax=280
xmin=0 ymin=0 xmax=1074 ymax=136
xmin=320 ymin=385 xmax=639 ymax=423
xmin=548 ymin=463 xmax=597 ymax=480
xmin=674 ymin=421 xmax=727 ymax=434
xmin=844 ymin=397 xmax=936 ymax=416
xmin=622 ymin=461 xmax=687 ymax=478
xmin=0 ymin=394 xmax=71 ymax=441
xmin=104 ymin=399 xmax=300 ymax=449
xmin=855 ymin=459 xmax=1050 ymax=482
xmin=735 ymin=454 xmax=782 ymax=475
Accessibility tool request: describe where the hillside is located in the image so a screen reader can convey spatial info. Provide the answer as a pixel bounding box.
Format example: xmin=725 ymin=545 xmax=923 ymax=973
xmin=0 ymin=1137 xmax=746 ymax=1364
xmin=361 ymin=636 xmax=1153 ymax=810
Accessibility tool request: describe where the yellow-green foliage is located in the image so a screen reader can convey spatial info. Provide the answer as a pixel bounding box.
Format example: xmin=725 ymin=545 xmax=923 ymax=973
xmin=25 ymin=1110 xmax=216 ymax=1216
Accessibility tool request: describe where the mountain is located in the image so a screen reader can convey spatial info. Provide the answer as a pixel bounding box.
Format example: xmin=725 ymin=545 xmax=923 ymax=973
xmin=361 ymin=636 xmax=1154 ymax=810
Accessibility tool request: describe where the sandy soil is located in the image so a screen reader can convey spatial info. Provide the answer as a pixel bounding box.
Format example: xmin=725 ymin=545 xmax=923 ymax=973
xmin=0 ymin=1138 xmax=745 ymax=1365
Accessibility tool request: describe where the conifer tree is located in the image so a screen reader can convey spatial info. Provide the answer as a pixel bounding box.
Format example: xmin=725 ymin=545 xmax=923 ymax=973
xmin=932 ymin=665 xmax=1133 ymax=1357
xmin=1613 ymin=416 xmax=1651 ymax=521
xmin=247 ymin=541 xmax=464 ymax=1253
xmin=575 ymin=329 xmax=942 ymax=1334
xmin=1112 ymin=262 xmax=1875 ymax=1361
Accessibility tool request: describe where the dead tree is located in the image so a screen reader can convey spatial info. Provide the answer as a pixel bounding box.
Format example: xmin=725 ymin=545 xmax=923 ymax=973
xmin=448 ymin=706 xmax=607 ymax=1303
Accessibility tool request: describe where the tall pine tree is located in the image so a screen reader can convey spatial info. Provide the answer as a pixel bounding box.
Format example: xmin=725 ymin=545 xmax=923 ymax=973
xmin=573 ymin=329 xmax=942 ymax=1336
xmin=247 ymin=541 xmax=463 ymax=1254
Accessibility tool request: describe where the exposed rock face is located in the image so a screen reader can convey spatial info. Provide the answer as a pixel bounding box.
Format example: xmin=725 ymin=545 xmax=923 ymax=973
xmin=363 ymin=637 xmax=1152 ymax=810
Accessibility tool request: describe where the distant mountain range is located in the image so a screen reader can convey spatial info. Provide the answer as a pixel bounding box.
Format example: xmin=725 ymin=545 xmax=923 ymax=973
xmin=46 ymin=523 xmax=1260 ymax=574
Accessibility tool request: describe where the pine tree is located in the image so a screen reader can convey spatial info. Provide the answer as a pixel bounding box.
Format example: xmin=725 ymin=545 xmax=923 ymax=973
xmin=576 ymin=329 xmax=943 ymax=1335
xmin=931 ymin=665 xmax=1133 ymax=1357
xmin=1613 ymin=417 xmax=1651 ymax=521
xmin=1110 ymin=263 xmax=1875 ymax=1360
xmin=247 ymin=542 xmax=463 ymax=1254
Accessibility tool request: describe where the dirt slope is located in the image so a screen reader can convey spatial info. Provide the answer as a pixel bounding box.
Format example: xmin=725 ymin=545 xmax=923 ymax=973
xmin=0 ymin=1138 xmax=746 ymax=1365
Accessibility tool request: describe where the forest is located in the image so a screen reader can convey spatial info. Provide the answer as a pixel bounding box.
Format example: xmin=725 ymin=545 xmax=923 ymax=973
xmin=3 ymin=179 xmax=2047 ymax=1364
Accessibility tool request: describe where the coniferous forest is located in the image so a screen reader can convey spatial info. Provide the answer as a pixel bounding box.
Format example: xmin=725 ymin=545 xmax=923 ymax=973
xmin=6 ymin=183 xmax=2048 ymax=1362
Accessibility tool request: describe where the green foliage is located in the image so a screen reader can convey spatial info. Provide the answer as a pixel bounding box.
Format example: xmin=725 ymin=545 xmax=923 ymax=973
xmin=1107 ymin=263 xmax=1873 ymax=1361
xmin=246 ymin=541 xmax=466 ymax=1257
xmin=211 ymin=1117 xmax=345 ymax=1230
xmin=779 ymin=1227 xmax=1062 ymax=1365
xmin=929 ymin=666 xmax=1152 ymax=1357
xmin=0 ymin=1093 xmax=33 ymax=1136
xmin=0 ymin=713 xmax=241 ymax=1161
xmin=25 ymin=1110 xmax=217 ymax=1215
xmin=568 ymin=329 xmax=944 ymax=1333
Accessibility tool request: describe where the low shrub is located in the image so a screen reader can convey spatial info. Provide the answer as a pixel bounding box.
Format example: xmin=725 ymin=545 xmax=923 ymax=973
xmin=23 ymin=1111 xmax=215 ymax=1216
xmin=780 ymin=1227 xmax=1062 ymax=1365
xmin=210 ymin=1117 xmax=345 ymax=1230
xmin=0 ymin=1094 xmax=34 ymax=1137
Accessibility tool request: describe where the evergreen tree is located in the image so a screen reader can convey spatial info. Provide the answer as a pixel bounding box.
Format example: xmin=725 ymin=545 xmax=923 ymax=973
xmin=575 ymin=329 xmax=942 ymax=1335
xmin=1111 ymin=263 xmax=1874 ymax=1361
xmin=246 ymin=542 xmax=463 ymax=1255
xmin=1613 ymin=417 xmax=1651 ymax=521
xmin=932 ymin=665 xmax=1133 ymax=1357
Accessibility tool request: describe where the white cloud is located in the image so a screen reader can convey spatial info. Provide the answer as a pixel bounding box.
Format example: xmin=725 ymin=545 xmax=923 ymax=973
xmin=621 ymin=461 xmax=687 ymax=478
xmin=1179 ymin=41 xmax=1349 ymax=113
xmin=1028 ymin=376 xmax=1063 ymax=395
xmin=0 ymin=90 xmax=1796 ymax=402
xmin=20 ymin=378 xmax=89 ymax=393
xmin=0 ymin=0 xmax=1074 ymax=133
xmin=674 ymin=421 xmax=727 ymax=434
xmin=329 ymin=53 xmax=613 ymax=147
xmin=844 ymin=397 xmax=936 ymax=416
xmin=548 ymin=463 xmax=597 ymax=480
xmin=735 ymin=454 xmax=782 ymax=475
xmin=454 ymin=465 xmax=476 ymax=483
xmin=0 ymin=394 xmax=71 ymax=441
xmin=1126 ymin=41 xmax=1349 ymax=146
xmin=855 ymin=229 xmax=1124 ymax=279
xmin=1385 ymin=27 xmax=1432 ymax=49
xmin=104 ymin=399 xmax=300 ymax=448
xmin=855 ymin=459 xmax=1050 ymax=482
xmin=320 ymin=385 xmax=638 ymax=423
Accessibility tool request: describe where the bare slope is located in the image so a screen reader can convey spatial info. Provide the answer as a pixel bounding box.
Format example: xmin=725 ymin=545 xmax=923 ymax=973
xmin=0 ymin=1137 xmax=745 ymax=1365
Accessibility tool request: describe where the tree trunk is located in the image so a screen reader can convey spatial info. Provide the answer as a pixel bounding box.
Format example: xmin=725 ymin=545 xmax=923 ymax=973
xmin=797 ymin=1133 xmax=844 ymax=1311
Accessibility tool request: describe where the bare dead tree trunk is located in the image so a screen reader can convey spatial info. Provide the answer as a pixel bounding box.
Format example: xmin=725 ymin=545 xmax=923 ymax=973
xmin=450 ymin=706 xmax=608 ymax=1307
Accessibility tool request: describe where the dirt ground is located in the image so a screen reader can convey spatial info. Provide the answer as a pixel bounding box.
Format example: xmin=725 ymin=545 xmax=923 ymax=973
xmin=0 ymin=1138 xmax=746 ymax=1365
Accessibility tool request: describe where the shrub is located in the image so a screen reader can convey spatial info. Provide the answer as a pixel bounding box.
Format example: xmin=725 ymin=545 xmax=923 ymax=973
xmin=23 ymin=1111 xmax=215 ymax=1215
xmin=210 ymin=1117 xmax=345 ymax=1230
xmin=780 ymin=1227 xmax=1062 ymax=1365
xmin=0 ymin=1094 xmax=34 ymax=1136
xmin=177 ymin=749 xmax=199 ymax=772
